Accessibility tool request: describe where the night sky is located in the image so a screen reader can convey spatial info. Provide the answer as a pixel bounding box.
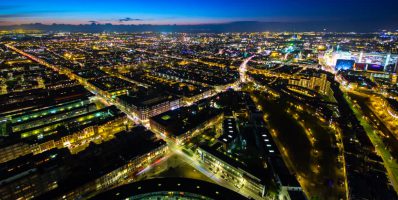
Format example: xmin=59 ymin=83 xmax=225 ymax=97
xmin=1 ymin=0 xmax=398 ymax=30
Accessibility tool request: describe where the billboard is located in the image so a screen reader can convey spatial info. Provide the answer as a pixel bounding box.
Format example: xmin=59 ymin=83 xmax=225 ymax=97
xmin=335 ymin=59 xmax=355 ymax=71
xmin=354 ymin=63 xmax=367 ymax=71
xmin=367 ymin=64 xmax=384 ymax=72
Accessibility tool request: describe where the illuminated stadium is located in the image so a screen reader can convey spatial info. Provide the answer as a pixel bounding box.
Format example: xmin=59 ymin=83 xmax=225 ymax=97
xmin=325 ymin=51 xmax=398 ymax=73
xmin=90 ymin=178 xmax=249 ymax=200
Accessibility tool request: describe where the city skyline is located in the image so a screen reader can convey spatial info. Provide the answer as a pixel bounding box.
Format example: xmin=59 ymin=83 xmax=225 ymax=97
xmin=1 ymin=1 xmax=398 ymax=200
xmin=1 ymin=0 xmax=398 ymax=31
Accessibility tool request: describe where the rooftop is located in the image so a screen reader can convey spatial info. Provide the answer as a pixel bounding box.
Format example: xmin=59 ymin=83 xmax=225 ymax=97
xmin=151 ymin=105 xmax=222 ymax=137
xmin=119 ymin=91 xmax=178 ymax=108
xmin=90 ymin=177 xmax=248 ymax=200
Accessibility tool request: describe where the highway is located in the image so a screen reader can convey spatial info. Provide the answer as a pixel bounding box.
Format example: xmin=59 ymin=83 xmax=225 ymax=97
xmin=238 ymin=56 xmax=255 ymax=84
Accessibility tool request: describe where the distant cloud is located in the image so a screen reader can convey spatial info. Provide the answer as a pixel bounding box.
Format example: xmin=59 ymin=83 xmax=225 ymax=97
xmin=88 ymin=20 xmax=99 ymax=24
xmin=0 ymin=14 xmax=30 ymax=18
xmin=0 ymin=9 xmax=71 ymax=19
xmin=118 ymin=17 xmax=143 ymax=23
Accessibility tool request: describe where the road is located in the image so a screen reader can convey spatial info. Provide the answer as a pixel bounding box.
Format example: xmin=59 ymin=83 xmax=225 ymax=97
xmin=346 ymin=92 xmax=398 ymax=193
xmin=152 ymin=127 xmax=266 ymax=200
xmin=8 ymin=44 xmax=268 ymax=199
xmin=251 ymin=92 xmax=346 ymax=199
xmin=238 ymin=56 xmax=255 ymax=84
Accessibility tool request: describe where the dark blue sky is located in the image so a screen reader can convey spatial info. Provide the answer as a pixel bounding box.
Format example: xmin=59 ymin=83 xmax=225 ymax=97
xmin=1 ymin=0 xmax=397 ymax=27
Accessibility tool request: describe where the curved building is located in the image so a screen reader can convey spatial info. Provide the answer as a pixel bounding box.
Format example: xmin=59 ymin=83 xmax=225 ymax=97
xmin=90 ymin=178 xmax=249 ymax=200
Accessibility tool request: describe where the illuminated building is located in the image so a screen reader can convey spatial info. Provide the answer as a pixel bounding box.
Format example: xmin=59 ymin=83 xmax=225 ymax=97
xmin=0 ymin=86 xmax=92 ymax=118
xmin=150 ymin=106 xmax=223 ymax=144
xmin=197 ymin=145 xmax=267 ymax=197
xmin=0 ymin=106 xmax=128 ymax=163
xmin=182 ymin=88 xmax=214 ymax=105
xmin=288 ymin=73 xmax=333 ymax=98
xmin=0 ymin=142 xmax=31 ymax=164
xmin=0 ymin=127 xmax=167 ymax=200
xmin=325 ymin=51 xmax=398 ymax=73
xmin=118 ymin=92 xmax=180 ymax=120
xmin=218 ymin=117 xmax=240 ymax=150
xmin=87 ymin=76 xmax=137 ymax=99
xmin=0 ymin=96 xmax=93 ymax=136
xmin=12 ymin=106 xmax=122 ymax=139
xmin=10 ymin=102 xmax=96 ymax=133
